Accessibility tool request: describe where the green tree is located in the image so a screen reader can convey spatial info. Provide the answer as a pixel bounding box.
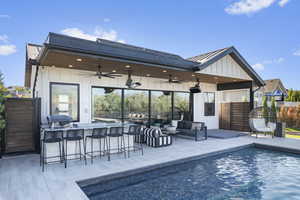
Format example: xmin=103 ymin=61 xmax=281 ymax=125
xmin=0 ymin=71 xmax=6 ymax=151
xmin=262 ymin=96 xmax=269 ymax=124
xmin=287 ymin=89 xmax=293 ymax=102
xmin=270 ymin=97 xmax=277 ymax=122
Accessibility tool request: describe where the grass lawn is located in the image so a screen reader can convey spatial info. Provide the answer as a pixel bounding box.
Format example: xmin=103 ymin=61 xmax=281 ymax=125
xmin=286 ymin=134 xmax=300 ymax=139
xmin=286 ymin=127 xmax=300 ymax=132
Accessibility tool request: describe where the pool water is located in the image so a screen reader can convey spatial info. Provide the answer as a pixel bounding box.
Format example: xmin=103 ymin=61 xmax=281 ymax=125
xmin=80 ymin=147 xmax=300 ymax=200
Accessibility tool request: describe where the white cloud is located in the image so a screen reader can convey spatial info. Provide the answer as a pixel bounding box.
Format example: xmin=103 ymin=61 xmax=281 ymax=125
xmin=278 ymin=0 xmax=290 ymax=7
xmin=0 ymin=14 xmax=10 ymax=19
xmin=293 ymin=50 xmax=300 ymax=56
xmin=103 ymin=18 xmax=111 ymax=23
xmin=0 ymin=35 xmax=8 ymax=43
xmin=0 ymin=45 xmax=17 ymax=55
xmin=61 ymin=27 xmax=125 ymax=43
xmin=252 ymin=63 xmax=265 ymax=71
xmin=225 ymin=0 xmax=276 ymax=15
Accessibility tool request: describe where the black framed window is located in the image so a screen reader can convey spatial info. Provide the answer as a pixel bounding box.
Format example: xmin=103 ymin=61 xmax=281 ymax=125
xmin=173 ymin=92 xmax=190 ymax=120
xmin=204 ymin=92 xmax=215 ymax=116
xmin=50 ymin=83 xmax=79 ymax=121
xmin=91 ymin=87 xmax=122 ymax=123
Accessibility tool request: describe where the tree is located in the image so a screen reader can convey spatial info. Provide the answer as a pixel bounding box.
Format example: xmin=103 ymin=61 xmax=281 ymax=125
xmin=270 ymin=97 xmax=277 ymax=122
xmin=0 ymin=71 xmax=6 ymax=154
xmin=287 ymin=89 xmax=293 ymax=102
xmin=262 ymin=96 xmax=269 ymax=124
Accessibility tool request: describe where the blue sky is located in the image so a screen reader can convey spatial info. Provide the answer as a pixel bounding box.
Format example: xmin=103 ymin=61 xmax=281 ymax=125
xmin=0 ymin=0 xmax=299 ymax=89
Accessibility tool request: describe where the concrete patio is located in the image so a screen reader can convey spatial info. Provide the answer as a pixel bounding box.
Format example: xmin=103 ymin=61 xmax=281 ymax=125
xmin=1 ymin=134 xmax=300 ymax=200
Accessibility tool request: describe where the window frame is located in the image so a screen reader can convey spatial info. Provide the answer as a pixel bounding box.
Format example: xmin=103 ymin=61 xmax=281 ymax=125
xmin=49 ymin=82 xmax=80 ymax=122
xmin=203 ymin=92 xmax=215 ymax=116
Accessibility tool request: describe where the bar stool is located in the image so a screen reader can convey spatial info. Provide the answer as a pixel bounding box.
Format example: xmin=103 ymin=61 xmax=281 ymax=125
xmin=124 ymin=125 xmax=144 ymax=157
xmin=85 ymin=127 xmax=108 ymax=164
xmin=41 ymin=130 xmax=64 ymax=172
xmin=64 ymin=129 xmax=86 ymax=168
xmin=107 ymin=127 xmax=126 ymax=161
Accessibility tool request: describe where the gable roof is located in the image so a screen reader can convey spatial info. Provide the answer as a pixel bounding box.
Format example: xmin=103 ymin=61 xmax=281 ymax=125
xmin=25 ymin=43 xmax=43 ymax=87
xmin=262 ymin=79 xmax=287 ymax=96
xmin=187 ymin=46 xmax=265 ymax=86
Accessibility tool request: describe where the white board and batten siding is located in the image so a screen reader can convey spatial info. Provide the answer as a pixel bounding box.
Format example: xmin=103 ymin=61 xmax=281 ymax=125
xmin=197 ymin=54 xmax=252 ymax=80
xmin=33 ymin=66 xmax=220 ymax=128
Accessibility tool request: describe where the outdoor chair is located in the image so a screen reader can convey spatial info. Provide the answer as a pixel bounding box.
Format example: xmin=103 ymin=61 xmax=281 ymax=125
xmin=107 ymin=127 xmax=126 ymax=161
xmin=124 ymin=125 xmax=143 ymax=157
xmin=64 ymin=129 xmax=86 ymax=168
xmin=85 ymin=127 xmax=109 ymax=164
xmin=143 ymin=128 xmax=172 ymax=147
xmin=249 ymin=118 xmax=276 ymax=138
xmin=40 ymin=130 xmax=64 ymax=172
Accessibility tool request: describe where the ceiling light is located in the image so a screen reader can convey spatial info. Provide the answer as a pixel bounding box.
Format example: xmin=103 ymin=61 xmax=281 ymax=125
xmin=174 ymin=77 xmax=177 ymax=79
xmin=146 ymin=74 xmax=151 ymax=77
xmin=125 ymin=65 xmax=131 ymax=68
xmin=192 ymin=74 xmax=195 ymax=77
xmin=76 ymin=58 xmax=82 ymax=62
xmin=163 ymin=70 xmax=167 ymax=73
xmin=112 ymin=70 xmax=116 ymax=73
xmin=68 ymin=64 xmax=73 ymax=68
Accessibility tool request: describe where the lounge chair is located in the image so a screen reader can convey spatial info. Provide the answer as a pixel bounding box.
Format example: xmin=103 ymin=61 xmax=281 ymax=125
xmin=142 ymin=128 xmax=172 ymax=147
xmin=249 ymin=118 xmax=276 ymax=138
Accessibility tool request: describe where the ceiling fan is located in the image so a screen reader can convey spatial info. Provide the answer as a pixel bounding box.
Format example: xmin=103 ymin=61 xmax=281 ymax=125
xmin=125 ymin=69 xmax=141 ymax=88
xmin=165 ymin=74 xmax=181 ymax=84
xmin=90 ymin=65 xmax=122 ymax=79
xmin=190 ymin=77 xmax=201 ymax=93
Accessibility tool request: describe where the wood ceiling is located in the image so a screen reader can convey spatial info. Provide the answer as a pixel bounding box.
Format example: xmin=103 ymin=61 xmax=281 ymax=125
xmin=40 ymin=49 xmax=247 ymax=84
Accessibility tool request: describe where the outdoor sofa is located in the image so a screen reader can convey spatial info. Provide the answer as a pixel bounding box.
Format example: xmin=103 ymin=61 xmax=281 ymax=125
xmin=176 ymin=120 xmax=207 ymax=141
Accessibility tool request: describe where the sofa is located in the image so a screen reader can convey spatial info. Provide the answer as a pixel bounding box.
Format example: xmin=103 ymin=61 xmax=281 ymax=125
xmin=176 ymin=121 xmax=207 ymax=141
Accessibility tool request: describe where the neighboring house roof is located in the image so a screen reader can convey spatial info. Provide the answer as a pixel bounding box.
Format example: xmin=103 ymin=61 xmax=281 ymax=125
xmin=187 ymin=46 xmax=265 ymax=86
xmin=261 ymin=79 xmax=287 ymax=96
xmin=25 ymin=32 xmax=265 ymax=87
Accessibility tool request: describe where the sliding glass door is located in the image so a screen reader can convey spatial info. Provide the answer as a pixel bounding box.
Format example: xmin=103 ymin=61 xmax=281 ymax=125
xmin=91 ymin=87 xmax=122 ymax=123
xmin=124 ymin=89 xmax=149 ymax=125
xmin=151 ymin=91 xmax=172 ymax=127
xmin=174 ymin=92 xmax=190 ymax=120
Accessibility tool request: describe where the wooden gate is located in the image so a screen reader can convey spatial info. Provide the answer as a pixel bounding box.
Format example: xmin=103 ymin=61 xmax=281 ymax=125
xmin=219 ymin=102 xmax=250 ymax=132
xmin=3 ymin=98 xmax=41 ymax=154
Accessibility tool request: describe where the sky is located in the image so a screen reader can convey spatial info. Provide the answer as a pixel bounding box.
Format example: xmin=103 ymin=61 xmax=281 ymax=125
xmin=0 ymin=0 xmax=299 ymax=89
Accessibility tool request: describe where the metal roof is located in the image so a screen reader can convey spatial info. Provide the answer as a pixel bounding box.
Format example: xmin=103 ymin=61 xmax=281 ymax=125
xmin=42 ymin=32 xmax=199 ymax=71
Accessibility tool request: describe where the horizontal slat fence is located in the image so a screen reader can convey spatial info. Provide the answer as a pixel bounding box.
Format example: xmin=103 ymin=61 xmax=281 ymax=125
xmin=219 ymin=102 xmax=250 ymax=132
xmin=4 ymin=98 xmax=41 ymax=154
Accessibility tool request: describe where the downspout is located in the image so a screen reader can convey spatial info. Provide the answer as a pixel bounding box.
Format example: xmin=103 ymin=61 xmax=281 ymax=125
xmin=32 ymin=60 xmax=40 ymax=98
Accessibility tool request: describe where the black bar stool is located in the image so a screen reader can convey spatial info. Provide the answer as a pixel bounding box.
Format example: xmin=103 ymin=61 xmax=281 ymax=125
xmin=124 ymin=125 xmax=144 ymax=157
xmin=41 ymin=130 xmax=64 ymax=172
xmin=107 ymin=127 xmax=126 ymax=161
xmin=64 ymin=129 xmax=86 ymax=168
xmin=85 ymin=127 xmax=108 ymax=164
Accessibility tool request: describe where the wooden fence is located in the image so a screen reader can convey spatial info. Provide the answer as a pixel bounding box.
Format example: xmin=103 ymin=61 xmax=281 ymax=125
xmin=2 ymin=98 xmax=41 ymax=154
xmin=219 ymin=102 xmax=250 ymax=132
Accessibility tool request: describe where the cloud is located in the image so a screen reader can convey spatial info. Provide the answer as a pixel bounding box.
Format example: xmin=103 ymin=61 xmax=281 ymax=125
xmin=263 ymin=57 xmax=285 ymax=64
xmin=278 ymin=0 xmax=290 ymax=7
xmin=0 ymin=45 xmax=17 ymax=55
xmin=61 ymin=27 xmax=125 ymax=43
xmin=293 ymin=50 xmax=300 ymax=56
xmin=225 ymin=0 xmax=276 ymax=15
xmin=0 ymin=35 xmax=8 ymax=43
xmin=103 ymin=18 xmax=111 ymax=23
xmin=252 ymin=63 xmax=265 ymax=71
xmin=0 ymin=14 xmax=10 ymax=19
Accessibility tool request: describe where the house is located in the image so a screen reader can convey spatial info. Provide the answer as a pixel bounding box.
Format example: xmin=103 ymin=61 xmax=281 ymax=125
xmin=25 ymin=32 xmax=264 ymax=130
xmin=254 ymin=79 xmax=287 ymax=107
xmin=6 ymin=86 xmax=31 ymax=98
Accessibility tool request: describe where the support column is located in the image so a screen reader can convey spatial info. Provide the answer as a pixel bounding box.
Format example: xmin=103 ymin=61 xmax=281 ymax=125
xmin=249 ymin=82 xmax=254 ymax=111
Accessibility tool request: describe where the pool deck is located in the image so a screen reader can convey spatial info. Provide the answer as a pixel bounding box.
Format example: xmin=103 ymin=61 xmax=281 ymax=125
xmin=1 ymin=134 xmax=300 ymax=200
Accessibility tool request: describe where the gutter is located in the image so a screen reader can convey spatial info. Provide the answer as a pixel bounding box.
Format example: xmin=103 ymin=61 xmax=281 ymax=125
xmin=30 ymin=59 xmax=39 ymax=98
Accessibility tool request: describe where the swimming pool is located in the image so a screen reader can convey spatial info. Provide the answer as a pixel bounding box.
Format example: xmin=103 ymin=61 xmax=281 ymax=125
xmin=79 ymin=147 xmax=300 ymax=200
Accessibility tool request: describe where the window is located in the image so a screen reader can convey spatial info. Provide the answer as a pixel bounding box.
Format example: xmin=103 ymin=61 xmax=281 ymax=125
xmin=124 ymin=89 xmax=149 ymax=125
xmin=204 ymin=92 xmax=215 ymax=116
xmin=92 ymin=87 xmax=122 ymax=123
xmin=50 ymin=83 xmax=79 ymax=121
xmin=150 ymin=91 xmax=172 ymax=127
xmin=174 ymin=92 xmax=190 ymax=120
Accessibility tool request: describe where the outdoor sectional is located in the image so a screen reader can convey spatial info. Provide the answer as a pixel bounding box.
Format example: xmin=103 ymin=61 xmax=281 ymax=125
xmin=176 ymin=121 xmax=207 ymax=141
